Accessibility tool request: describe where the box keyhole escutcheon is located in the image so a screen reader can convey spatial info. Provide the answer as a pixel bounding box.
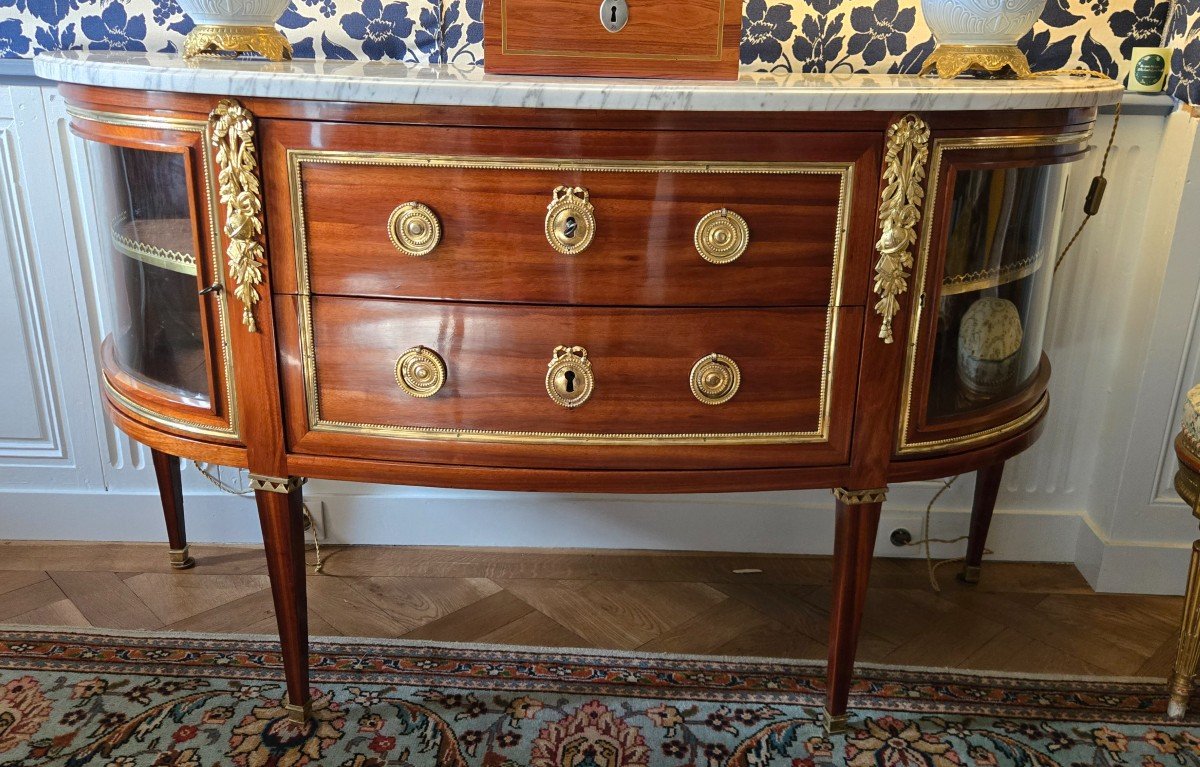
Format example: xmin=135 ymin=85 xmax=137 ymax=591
xmin=600 ymin=0 xmax=628 ymax=32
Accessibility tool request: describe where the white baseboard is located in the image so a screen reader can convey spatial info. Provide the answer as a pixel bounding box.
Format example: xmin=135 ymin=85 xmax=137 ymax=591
xmin=1074 ymin=515 xmax=1194 ymax=595
xmin=0 ymin=487 xmax=1184 ymax=595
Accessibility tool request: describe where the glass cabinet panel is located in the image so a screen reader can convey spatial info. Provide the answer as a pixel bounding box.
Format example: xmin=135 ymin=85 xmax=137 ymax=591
xmin=88 ymin=143 xmax=211 ymax=404
xmin=925 ymin=164 xmax=1068 ymax=421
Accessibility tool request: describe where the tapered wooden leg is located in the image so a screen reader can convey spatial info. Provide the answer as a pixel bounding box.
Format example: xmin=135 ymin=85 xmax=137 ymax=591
xmin=150 ymin=449 xmax=195 ymax=570
xmin=959 ymin=462 xmax=1005 ymax=584
xmin=1169 ymin=539 xmax=1200 ymax=718
xmin=251 ymin=473 xmax=311 ymax=723
xmin=825 ymin=487 xmax=885 ymax=734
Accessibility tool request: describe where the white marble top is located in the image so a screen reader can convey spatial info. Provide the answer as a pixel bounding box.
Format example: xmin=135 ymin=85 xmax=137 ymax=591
xmin=34 ymin=51 xmax=1123 ymax=112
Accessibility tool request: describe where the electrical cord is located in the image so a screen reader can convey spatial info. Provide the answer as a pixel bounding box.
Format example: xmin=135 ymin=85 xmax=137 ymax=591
xmin=1055 ymin=98 xmax=1122 ymax=274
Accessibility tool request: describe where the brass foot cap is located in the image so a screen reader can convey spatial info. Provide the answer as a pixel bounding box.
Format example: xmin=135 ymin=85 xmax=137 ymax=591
xmin=168 ymin=547 xmax=196 ymax=570
xmin=823 ymin=710 xmax=850 ymax=735
xmin=283 ymin=695 xmax=312 ymax=724
xmin=957 ymin=564 xmax=982 ymax=584
xmin=1169 ymin=675 xmax=1193 ymax=719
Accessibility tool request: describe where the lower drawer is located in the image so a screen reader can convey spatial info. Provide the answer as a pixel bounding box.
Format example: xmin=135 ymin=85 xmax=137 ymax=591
xmin=278 ymin=296 xmax=863 ymax=470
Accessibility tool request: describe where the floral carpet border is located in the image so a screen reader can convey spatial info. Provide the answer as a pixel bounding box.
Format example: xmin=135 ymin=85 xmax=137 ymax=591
xmin=0 ymin=626 xmax=1190 ymax=727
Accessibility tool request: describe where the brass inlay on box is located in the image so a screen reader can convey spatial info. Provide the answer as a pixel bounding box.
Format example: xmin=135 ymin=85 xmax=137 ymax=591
xmin=546 ymin=345 xmax=594 ymax=408
xmin=395 ymin=346 xmax=446 ymax=398
xmin=694 ymin=209 xmax=749 ymax=264
xmin=388 ymin=201 xmax=441 ymax=257
xmin=690 ymin=353 xmax=741 ymax=405
xmin=545 ymin=186 xmax=596 ymax=255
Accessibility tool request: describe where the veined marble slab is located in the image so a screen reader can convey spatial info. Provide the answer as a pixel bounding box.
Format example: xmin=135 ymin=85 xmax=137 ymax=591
xmin=35 ymin=51 xmax=1122 ymax=112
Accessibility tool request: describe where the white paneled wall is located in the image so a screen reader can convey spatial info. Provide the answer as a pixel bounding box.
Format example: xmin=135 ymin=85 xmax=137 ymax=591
xmin=0 ymin=79 xmax=1197 ymax=594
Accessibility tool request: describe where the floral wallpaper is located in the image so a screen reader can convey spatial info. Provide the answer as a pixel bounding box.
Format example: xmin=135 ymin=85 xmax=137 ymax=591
xmin=1165 ymin=0 xmax=1200 ymax=107
xmin=0 ymin=0 xmax=1191 ymax=105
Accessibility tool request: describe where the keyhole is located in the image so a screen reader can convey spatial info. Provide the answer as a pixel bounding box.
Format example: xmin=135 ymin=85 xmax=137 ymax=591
xmin=564 ymin=216 xmax=577 ymax=239
xmin=609 ymin=4 xmax=617 ymax=22
xmin=564 ymin=370 xmax=576 ymax=393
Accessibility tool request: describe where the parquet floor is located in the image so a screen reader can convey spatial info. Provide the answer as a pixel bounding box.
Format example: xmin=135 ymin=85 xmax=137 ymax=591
xmin=0 ymin=541 xmax=1184 ymax=678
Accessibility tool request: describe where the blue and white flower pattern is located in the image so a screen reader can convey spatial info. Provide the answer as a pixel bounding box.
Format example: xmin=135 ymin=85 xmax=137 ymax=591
xmin=847 ymin=0 xmax=915 ymax=65
xmin=742 ymin=0 xmax=797 ymax=66
xmin=1165 ymin=0 xmax=1200 ymax=110
xmin=80 ymin=1 xmax=146 ymax=51
xmin=0 ymin=17 xmax=30 ymax=56
xmin=0 ymin=0 xmax=1195 ymax=107
xmin=340 ymin=0 xmax=414 ymax=60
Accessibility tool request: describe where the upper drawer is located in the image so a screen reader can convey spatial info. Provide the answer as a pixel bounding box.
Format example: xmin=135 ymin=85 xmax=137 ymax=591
xmin=262 ymin=122 xmax=879 ymax=308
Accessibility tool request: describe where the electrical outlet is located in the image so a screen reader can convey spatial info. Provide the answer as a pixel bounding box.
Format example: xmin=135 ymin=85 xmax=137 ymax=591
xmin=889 ymin=528 xmax=913 ymax=547
xmin=302 ymin=500 xmax=327 ymax=542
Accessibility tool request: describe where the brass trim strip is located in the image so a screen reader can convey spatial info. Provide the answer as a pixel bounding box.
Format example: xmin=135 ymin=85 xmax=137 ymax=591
xmin=897 ymin=392 xmax=1049 ymax=455
xmin=289 ymin=152 xmax=854 ymax=178
xmin=103 ymin=373 xmax=238 ymax=439
xmin=896 ymin=129 xmax=1091 ymax=455
xmin=311 ymin=419 xmax=823 ymax=446
xmin=69 ymin=101 xmax=241 ymax=440
xmin=288 ymin=149 xmax=854 ymax=447
xmin=498 ymin=0 xmax=726 ymax=61
xmin=940 ymin=253 xmax=1043 ymax=296
xmin=110 ymin=218 xmax=198 ymax=276
xmin=65 ymin=104 xmax=207 ymax=131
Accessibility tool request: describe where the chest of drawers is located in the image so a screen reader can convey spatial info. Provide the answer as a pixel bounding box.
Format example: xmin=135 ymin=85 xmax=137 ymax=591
xmin=41 ymin=52 xmax=1120 ymax=734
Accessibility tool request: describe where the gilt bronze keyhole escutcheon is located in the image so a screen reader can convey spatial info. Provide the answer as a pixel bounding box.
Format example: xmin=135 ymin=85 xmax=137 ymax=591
xmin=546 ymin=345 xmax=594 ymax=408
xmin=545 ymin=186 xmax=596 ymax=255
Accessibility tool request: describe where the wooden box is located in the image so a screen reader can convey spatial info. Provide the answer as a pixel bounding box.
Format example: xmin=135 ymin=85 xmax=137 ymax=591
xmin=482 ymin=0 xmax=742 ymax=79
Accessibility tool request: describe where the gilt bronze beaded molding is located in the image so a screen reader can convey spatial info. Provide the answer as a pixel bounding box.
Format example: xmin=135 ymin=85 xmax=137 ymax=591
xmin=287 ymin=150 xmax=854 ymax=446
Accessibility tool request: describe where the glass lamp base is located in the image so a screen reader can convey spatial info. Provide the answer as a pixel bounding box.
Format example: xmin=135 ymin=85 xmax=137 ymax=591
xmin=919 ymin=44 xmax=1033 ymax=79
xmin=183 ymin=24 xmax=292 ymax=62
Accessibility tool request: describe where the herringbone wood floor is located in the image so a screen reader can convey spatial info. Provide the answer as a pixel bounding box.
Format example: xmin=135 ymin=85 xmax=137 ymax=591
xmin=0 ymin=542 xmax=1184 ymax=678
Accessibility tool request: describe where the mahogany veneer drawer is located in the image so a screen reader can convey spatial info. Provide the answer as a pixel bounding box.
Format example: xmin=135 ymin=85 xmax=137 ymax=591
xmin=278 ymin=295 xmax=864 ymax=470
xmin=265 ymin=122 xmax=877 ymax=308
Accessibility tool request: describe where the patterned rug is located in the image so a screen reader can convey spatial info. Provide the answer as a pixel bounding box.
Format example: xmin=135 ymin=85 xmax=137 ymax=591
xmin=0 ymin=627 xmax=1194 ymax=766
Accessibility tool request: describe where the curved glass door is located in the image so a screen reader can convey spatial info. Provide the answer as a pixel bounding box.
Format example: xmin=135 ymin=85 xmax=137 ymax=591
xmin=88 ymin=142 xmax=211 ymax=404
xmin=898 ymin=130 xmax=1086 ymax=456
xmin=927 ymin=163 xmax=1067 ymax=420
